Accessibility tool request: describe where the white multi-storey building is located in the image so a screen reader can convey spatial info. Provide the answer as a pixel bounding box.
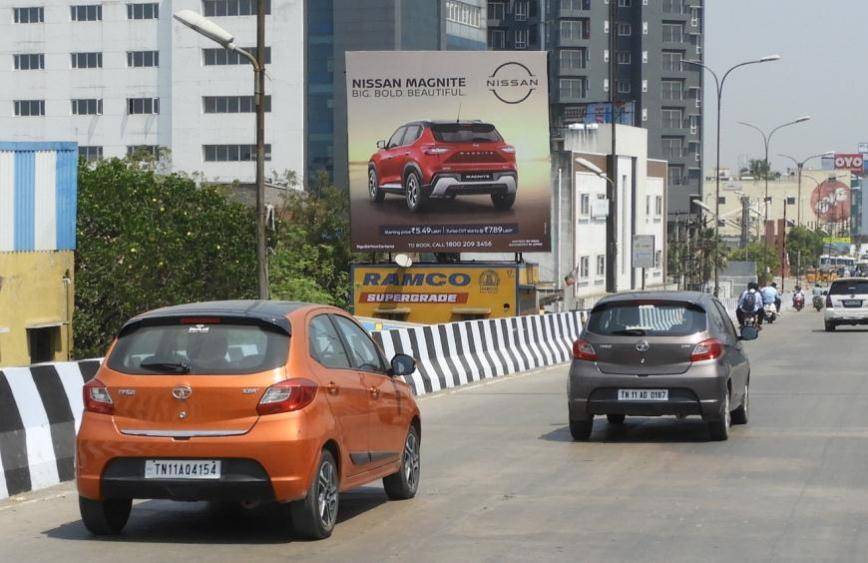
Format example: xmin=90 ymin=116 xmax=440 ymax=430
xmin=0 ymin=0 xmax=304 ymax=184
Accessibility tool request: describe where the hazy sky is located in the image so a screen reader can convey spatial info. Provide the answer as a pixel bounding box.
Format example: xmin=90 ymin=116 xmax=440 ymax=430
xmin=705 ymin=0 xmax=868 ymax=173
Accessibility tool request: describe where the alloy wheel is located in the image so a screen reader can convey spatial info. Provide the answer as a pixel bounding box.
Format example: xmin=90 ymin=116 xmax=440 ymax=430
xmin=316 ymin=459 xmax=338 ymax=529
xmin=368 ymin=170 xmax=377 ymax=198
xmin=403 ymin=432 xmax=420 ymax=490
xmin=407 ymin=175 xmax=419 ymax=208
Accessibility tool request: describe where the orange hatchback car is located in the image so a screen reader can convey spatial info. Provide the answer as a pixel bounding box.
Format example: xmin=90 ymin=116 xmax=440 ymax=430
xmin=76 ymin=301 xmax=421 ymax=539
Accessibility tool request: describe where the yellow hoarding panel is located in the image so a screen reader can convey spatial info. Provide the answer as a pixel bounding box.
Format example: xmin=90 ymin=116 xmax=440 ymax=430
xmin=353 ymin=264 xmax=518 ymax=324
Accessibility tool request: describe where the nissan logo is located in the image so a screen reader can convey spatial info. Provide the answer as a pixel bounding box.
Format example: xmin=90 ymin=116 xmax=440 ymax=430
xmin=172 ymin=385 xmax=192 ymax=400
xmin=486 ymin=61 xmax=540 ymax=104
xmin=635 ymin=340 xmax=650 ymax=353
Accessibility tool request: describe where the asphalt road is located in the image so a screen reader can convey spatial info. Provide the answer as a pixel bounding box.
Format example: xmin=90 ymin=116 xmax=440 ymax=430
xmin=2 ymin=309 xmax=867 ymax=562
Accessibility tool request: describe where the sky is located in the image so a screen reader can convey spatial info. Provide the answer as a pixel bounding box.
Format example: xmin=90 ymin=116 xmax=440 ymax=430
xmin=705 ymin=0 xmax=868 ymax=174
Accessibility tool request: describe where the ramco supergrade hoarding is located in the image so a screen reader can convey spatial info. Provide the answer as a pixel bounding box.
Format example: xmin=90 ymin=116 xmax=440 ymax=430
xmin=345 ymin=51 xmax=551 ymax=253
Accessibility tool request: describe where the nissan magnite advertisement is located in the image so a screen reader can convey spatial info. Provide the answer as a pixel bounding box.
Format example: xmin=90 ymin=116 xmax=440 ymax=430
xmin=346 ymin=51 xmax=551 ymax=253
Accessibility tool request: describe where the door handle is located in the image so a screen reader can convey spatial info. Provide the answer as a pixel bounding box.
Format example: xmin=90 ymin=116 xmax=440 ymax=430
xmin=327 ymin=381 xmax=338 ymax=395
xmin=369 ymin=386 xmax=380 ymax=399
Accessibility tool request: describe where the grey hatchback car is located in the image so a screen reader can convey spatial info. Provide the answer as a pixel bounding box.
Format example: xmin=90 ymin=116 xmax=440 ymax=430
xmin=567 ymin=292 xmax=757 ymax=441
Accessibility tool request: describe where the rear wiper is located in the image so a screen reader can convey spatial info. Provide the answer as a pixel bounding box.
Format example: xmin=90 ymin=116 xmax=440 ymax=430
xmin=610 ymin=329 xmax=647 ymax=336
xmin=140 ymin=361 xmax=191 ymax=374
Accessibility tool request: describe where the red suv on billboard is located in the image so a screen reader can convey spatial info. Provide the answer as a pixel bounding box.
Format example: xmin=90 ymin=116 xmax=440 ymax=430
xmin=368 ymin=121 xmax=518 ymax=212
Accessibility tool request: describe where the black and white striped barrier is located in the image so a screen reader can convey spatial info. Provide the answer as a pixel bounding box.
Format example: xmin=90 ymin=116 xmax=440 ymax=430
xmin=0 ymin=360 xmax=100 ymax=500
xmin=371 ymin=312 xmax=582 ymax=396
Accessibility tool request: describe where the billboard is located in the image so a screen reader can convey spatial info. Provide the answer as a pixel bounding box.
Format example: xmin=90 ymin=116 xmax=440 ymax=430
xmin=346 ymin=51 xmax=551 ymax=253
xmin=352 ymin=264 xmax=518 ymax=324
xmin=811 ymin=179 xmax=850 ymax=223
xmin=834 ymin=153 xmax=863 ymax=172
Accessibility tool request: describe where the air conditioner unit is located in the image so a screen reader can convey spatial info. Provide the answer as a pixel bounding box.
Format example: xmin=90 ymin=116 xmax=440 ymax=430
xmin=695 ymin=98 xmax=701 ymax=108
xmin=695 ymin=152 xmax=701 ymax=162
xmin=591 ymin=199 xmax=610 ymax=218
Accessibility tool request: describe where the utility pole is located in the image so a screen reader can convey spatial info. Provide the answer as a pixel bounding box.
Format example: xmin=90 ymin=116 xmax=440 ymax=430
xmin=781 ymin=201 xmax=787 ymax=293
xmin=255 ymin=0 xmax=268 ymax=299
xmin=605 ymin=0 xmax=618 ymax=293
xmin=740 ymin=195 xmax=750 ymax=249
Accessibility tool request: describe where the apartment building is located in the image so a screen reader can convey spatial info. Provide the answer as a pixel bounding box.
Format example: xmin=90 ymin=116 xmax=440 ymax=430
xmin=487 ymin=0 xmax=705 ymax=216
xmin=1 ymin=0 xmax=304 ymax=184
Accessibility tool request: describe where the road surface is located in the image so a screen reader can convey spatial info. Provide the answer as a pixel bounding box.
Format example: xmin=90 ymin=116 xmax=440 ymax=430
xmin=2 ymin=309 xmax=866 ymax=562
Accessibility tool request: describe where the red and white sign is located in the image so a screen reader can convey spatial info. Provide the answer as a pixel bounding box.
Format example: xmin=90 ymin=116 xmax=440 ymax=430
xmin=810 ymin=180 xmax=850 ymax=222
xmin=834 ymin=153 xmax=863 ymax=171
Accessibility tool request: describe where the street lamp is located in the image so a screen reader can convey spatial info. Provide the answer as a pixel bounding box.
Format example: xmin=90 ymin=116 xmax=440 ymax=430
xmin=173 ymin=8 xmax=269 ymax=299
xmin=737 ymin=116 xmax=811 ymax=228
xmin=682 ymin=54 xmax=781 ymax=296
xmin=778 ymin=151 xmax=833 ymax=227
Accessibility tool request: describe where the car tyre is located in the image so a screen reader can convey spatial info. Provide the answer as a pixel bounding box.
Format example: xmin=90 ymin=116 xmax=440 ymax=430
xmin=491 ymin=192 xmax=516 ymax=210
xmin=731 ymin=382 xmax=749 ymax=425
xmin=707 ymin=389 xmax=731 ymax=441
xmin=606 ymin=414 xmax=626 ymax=425
xmin=290 ymin=449 xmax=339 ymax=540
xmin=825 ymin=321 xmax=835 ymax=332
xmin=368 ymin=167 xmax=384 ymax=203
xmin=404 ymin=170 xmax=426 ymax=213
xmin=569 ymin=417 xmax=593 ymax=441
xmin=79 ymin=496 xmax=132 ymax=535
xmin=383 ymin=425 xmax=421 ymax=500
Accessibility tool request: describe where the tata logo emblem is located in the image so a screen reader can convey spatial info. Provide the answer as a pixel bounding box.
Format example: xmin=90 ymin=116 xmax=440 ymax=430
xmin=635 ymin=340 xmax=650 ymax=353
xmin=172 ymin=385 xmax=192 ymax=400
xmin=486 ymin=61 xmax=539 ymax=104
xmin=479 ymin=269 xmax=501 ymax=294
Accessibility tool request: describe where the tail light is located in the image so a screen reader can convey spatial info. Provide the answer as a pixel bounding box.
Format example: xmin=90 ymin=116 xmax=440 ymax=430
xmin=691 ymin=338 xmax=724 ymax=362
xmin=257 ymin=378 xmax=318 ymax=415
xmin=826 ymin=295 xmax=833 ymax=308
xmin=500 ymin=145 xmax=516 ymax=154
xmin=572 ymin=339 xmax=598 ymax=361
xmin=424 ymin=146 xmax=449 ymax=155
xmin=83 ymin=378 xmax=114 ymax=415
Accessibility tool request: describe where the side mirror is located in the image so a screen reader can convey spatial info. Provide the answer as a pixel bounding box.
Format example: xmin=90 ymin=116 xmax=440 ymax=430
xmin=739 ymin=326 xmax=759 ymax=341
xmin=376 ymin=140 xmax=387 ymax=149
xmin=390 ymin=353 xmax=416 ymax=377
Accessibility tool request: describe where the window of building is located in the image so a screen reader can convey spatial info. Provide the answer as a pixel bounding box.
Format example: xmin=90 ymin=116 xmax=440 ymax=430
xmin=560 ymin=19 xmax=589 ymax=41
xmin=203 ymin=46 xmax=271 ymax=65
xmin=579 ymin=256 xmax=590 ymax=279
xmin=669 ymin=164 xmax=684 ymax=186
xmin=203 ymin=95 xmax=272 ymax=113
xmin=127 ymin=97 xmax=159 ymax=114
xmin=488 ymin=1 xmax=505 ymax=20
xmin=579 ymin=193 xmax=590 ymax=216
xmin=71 ymin=98 xmax=103 ymax=115
xmin=127 ymin=145 xmax=162 ymax=158
xmin=560 ymin=78 xmax=586 ymax=99
xmin=446 ymin=0 xmax=482 ymax=27
xmin=662 ymin=136 xmax=683 ymax=160
xmin=127 ymin=50 xmax=159 ymax=67
xmin=79 ymin=146 xmax=103 ymax=161
xmin=514 ymin=0 xmax=529 ymax=20
xmin=596 ymin=255 xmax=606 ymax=276
xmin=655 ymin=195 xmax=663 ymax=215
xmin=127 ymin=2 xmax=159 ymax=19
xmin=662 ymin=22 xmax=684 ymax=42
xmin=203 ymin=144 xmax=273 ymax=162
xmin=662 ymin=0 xmax=686 ymax=14
xmin=202 ymin=0 xmax=271 ymax=17
xmin=616 ymin=51 xmax=631 ymax=64
xmin=689 ymin=114 xmax=700 ymax=134
xmin=14 ymin=100 xmax=45 ymax=116
xmin=661 ymin=107 xmax=683 ymax=129
xmin=662 ymin=50 xmax=684 ymax=72
xmin=14 ymin=7 xmax=44 ymax=23
xmin=514 ymin=28 xmax=529 ymax=49
xmin=70 ymin=4 xmax=102 ymax=21
xmin=488 ymin=29 xmax=506 ymax=49
xmin=559 ymin=49 xmax=586 ymax=72
xmin=618 ymin=0 xmax=632 ymax=6
xmin=13 ymin=53 xmax=44 ymax=70
xmin=28 ymin=327 xmax=59 ymax=364
xmin=617 ymin=22 xmax=631 ymax=36
xmin=71 ymin=52 xmax=102 ymax=68
xmin=562 ymin=0 xmax=591 ymax=10
xmin=645 ymin=195 xmax=651 ymax=216
xmin=661 ymin=79 xmax=683 ymax=100
xmin=617 ymin=80 xmax=631 ymax=93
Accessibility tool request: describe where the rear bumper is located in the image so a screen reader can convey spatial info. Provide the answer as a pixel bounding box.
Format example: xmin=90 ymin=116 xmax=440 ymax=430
xmin=824 ymin=309 xmax=868 ymax=323
xmin=427 ymin=171 xmax=517 ymax=198
xmin=567 ymin=361 xmax=726 ymax=421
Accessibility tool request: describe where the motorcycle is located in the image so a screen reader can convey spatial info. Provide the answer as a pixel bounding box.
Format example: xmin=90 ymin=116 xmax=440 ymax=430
xmin=763 ymin=303 xmax=778 ymax=324
xmin=813 ymin=295 xmax=825 ymax=311
xmin=793 ymin=294 xmax=805 ymax=312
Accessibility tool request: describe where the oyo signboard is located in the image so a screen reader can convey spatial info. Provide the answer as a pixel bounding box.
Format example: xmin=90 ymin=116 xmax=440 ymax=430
xmin=834 ymin=153 xmax=863 ymax=172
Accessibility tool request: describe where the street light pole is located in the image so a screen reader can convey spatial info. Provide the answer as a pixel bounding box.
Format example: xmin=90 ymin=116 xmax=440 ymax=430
xmin=779 ymin=152 xmax=832 ymax=227
xmin=173 ymin=9 xmax=269 ymax=299
xmin=682 ymin=55 xmax=781 ymax=296
xmin=737 ymin=116 xmax=811 ymax=229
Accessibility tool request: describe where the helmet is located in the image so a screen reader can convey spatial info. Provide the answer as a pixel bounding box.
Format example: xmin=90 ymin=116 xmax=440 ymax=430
xmin=748 ymin=281 xmax=759 ymax=291
xmin=795 ymin=285 xmax=801 ymax=291
xmin=771 ymin=282 xmax=777 ymax=288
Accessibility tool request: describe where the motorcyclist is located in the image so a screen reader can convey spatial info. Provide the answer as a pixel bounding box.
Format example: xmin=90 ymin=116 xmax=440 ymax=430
xmin=812 ymin=283 xmax=824 ymax=297
xmin=761 ymin=281 xmax=780 ymax=314
xmin=793 ymin=285 xmax=805 ymax=308
xmin=737 ymin=282 xmax=764 ymax=328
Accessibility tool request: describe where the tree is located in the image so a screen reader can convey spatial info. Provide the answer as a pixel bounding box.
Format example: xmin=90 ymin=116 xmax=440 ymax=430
xmin=786 ymin=226 xmax=825 ymax=275
xmin=269 ymin=172 xmax=353 ymax=307
xmin=74 ymin=158 xmax=257 ymax=357
xmin=732 ymin=242 xmax=780 ymax=284
xmin=746 ymin=159 xmax=781 ymax=180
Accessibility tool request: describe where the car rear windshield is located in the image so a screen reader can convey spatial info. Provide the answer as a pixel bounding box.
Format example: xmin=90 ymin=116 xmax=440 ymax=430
xmin=829 ymin=280 xmax=868 ymax=295
xmin=586 ymin=301 xmax=707 ymax=337
xmin=107 ymin=321 xmax=289 ymax=375
xmin=430 ymin=123 xmax=501 ymax=143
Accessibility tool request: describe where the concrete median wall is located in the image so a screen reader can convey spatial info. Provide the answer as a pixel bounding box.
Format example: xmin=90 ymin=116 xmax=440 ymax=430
xmin=0 ymin=312 xmax=581 ymax=500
